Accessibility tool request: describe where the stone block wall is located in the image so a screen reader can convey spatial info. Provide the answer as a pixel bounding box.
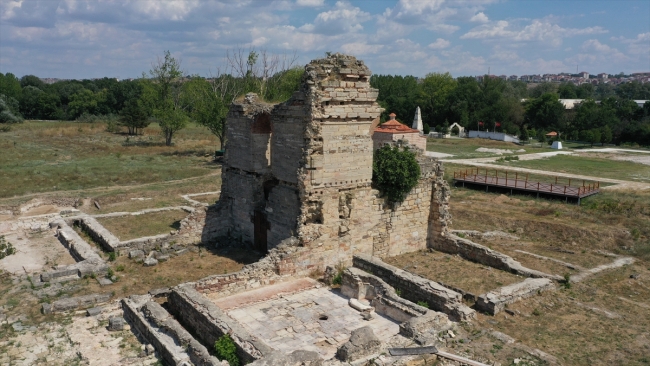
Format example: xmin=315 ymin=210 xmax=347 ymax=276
xmin=184 ymin=53 xmax=453 ymax=274
xmin=352 ymin=254 xmax=475 ymax=321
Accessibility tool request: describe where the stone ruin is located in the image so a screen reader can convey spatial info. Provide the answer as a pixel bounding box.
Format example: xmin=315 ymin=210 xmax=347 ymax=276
xmin=185 ymin=53 xmax=452 ymax=268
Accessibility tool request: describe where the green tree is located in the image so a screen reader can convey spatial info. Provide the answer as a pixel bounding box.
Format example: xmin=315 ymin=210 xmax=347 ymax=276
xmin=557 ymin=83 xmax=577 ymax=99
xmin=0 ymin=94 xmax=23 ymax=123
xmin=20 ymin=75 xmax=45 ymax=89
xmin=182 ymin=77 xmax=229 ymax=150
xmin=529 ymin=82 xmax=557 ymax=98
xmin=149 ymin=51 xmax=187 ymax=146
xmin=519 ymin=126 xmax=530 ymax=142
xmin=372 ymin=145 xmax=420 ymax=203
xmin=418 ymin=72 xmax=456 ymax=128
xmin=600 ymin=125 xmax=612 ymax=146
xmin=19 ymin=86 xmax=61 ymax=120
xmin=67 ymin=89 xmax=106 ymax=119
xmin=0 ymin=73 xmax=22 ymax=100
xmin=119 ymin=100 xmax=150 ymax=135
xmin=525 ymin=93 xmax=565 ymax=132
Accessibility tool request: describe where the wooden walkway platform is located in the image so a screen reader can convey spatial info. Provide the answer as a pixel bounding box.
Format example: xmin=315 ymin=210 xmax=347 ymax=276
xmin=453 ymin=169 xmax=600 ymax=203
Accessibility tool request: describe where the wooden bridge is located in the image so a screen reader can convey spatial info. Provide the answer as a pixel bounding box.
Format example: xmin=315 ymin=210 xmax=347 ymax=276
xmin=453 ymin=168 xmax=600 ymax=204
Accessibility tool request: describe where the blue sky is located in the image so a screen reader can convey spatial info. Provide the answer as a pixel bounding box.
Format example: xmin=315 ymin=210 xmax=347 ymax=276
xmin=1 ymin=0 xmax=648 ymax=79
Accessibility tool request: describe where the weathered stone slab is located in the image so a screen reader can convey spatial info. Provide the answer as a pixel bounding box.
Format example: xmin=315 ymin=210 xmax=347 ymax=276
xmin=97 ymin=277 xmax=113 ymax=286
xmin=42 ymin=293 xmax=112 ymax=314
xmin=336 ymin=326 xmax=381 ymax=362
xmin=477 ymin=278 xmax=555 ymax=315
xmin=108 ymin=316 xmax=125 ymax=331
xmin=143 ymin=258 xmax=158 ymax=267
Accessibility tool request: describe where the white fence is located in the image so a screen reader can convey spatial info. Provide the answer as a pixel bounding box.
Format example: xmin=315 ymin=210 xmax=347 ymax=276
xmin=468 ymin=130 xmax=520 ymax=143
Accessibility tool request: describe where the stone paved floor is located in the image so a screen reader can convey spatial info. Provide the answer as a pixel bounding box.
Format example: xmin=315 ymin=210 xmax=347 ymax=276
xmin=226 ymin=286 xmax=400 ymax=359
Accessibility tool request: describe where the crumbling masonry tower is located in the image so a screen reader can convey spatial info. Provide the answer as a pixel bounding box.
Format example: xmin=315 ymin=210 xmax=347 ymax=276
xmin=199 ymin=54 xmax=451 ymax=268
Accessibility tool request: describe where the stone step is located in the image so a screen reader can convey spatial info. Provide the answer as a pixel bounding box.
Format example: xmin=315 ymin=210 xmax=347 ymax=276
xmin=122 ymin=294 xmax=225 ymax=366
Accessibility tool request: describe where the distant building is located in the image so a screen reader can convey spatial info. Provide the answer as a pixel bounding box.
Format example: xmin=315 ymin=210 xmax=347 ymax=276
xmin=579 ymin=71 xmax=589 ymax=79
xmin=372 ymin=113 xmax=426 ymax=151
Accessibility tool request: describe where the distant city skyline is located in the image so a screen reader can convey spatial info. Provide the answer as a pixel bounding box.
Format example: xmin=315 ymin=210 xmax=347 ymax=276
xmin=1 ymin=0 xmax=649 ymax=79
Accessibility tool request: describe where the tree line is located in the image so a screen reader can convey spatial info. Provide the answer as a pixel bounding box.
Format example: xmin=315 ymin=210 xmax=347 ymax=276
xmin=0 ymin=49 xmax=302 ymax=146
xmin=370 ymin=73 xmax=650 ymax=146
xmin=2 ymin=56 xmax=650 ymax=147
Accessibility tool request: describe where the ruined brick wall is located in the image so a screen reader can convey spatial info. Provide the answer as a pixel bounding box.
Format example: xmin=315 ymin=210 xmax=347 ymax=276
xmin=189 ymin=53 xmax=452 ymax=271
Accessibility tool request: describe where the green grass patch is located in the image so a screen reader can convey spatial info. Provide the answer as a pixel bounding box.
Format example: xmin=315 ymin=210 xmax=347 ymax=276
xmin=96 ymin=209 xmax=189 ymax=241
xmin=0 ymin=121 xmax=220 ymax=198
xmin=494 ymin=155 xmax=650 ymax=182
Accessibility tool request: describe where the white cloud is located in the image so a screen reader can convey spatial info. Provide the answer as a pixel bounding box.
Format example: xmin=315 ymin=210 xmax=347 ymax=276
xmin=613 ymin=32 xmax=650 ymax=56
xmin=470 ymin=12 xmax=488 ymax=23
xmin=300 ymin=1 xmax=371 ymax=35
xmin=461 ymin=18 xmax=608 ymax=47
xmin=296 ymin=0 xmax=325 ymax=6
xmin=427 ymin=23 xmax=460 ymax=34
xmin=428 ymin=38 xmax=450 ymax=49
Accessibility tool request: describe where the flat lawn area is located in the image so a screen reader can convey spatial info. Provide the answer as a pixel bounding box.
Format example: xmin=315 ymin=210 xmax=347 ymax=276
xmin=427 ymin=137 xmax=551 ymax=159
xmin=0 ymin=120 xmax=220 ymax=198
xmin=97 ymin=209 xmax=189 ymax=241
xmin=494 ymin=154 xmax=650 ymax=182
xmin=385 ymin=250 xmax=523 ymax=295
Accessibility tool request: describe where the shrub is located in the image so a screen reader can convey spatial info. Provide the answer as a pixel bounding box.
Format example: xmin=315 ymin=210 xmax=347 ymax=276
xmin=562 ymin=273 xmax=571 ymax=289
xmin=215 ymin=334 xmax=239 ymax=366
xmin=372 ymin=145 xmax=420 ymax=203
xmin=417 ymin=300 xmax=429 ymax=309
xmin=108 ymin=252 xmax=117 ymax=261
xmin=332 ymin=272 xmax=342 ymax=286
xmin=115 ymin=264 xmax=125 ymax=272
xmin=0 ymin=236 xmax=16 ymax=259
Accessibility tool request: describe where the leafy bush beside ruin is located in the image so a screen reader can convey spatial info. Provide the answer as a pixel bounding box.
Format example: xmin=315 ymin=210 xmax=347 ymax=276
xmin=0 ymin=236 xmax=16 ymax=260
xmin=215 ymin=334 xmax=240 ymax=366
xmin=372 ymin=145 xmax=420 ymax=203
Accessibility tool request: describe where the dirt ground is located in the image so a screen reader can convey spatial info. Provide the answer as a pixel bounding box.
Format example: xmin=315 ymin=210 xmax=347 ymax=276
xmin=441 ymin=186 xmax=650 ymax=365
xmin=0 ymin=231 xmax=77 ymax=275
xmin=386 ymin=250 xmax=524 ymax=296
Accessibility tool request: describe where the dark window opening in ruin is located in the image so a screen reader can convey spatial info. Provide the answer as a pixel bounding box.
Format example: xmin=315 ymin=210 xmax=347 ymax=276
xmin=263 ymin=179 xmax=279 ymax=201
xmin=252 ymin=112 xmax=272 ymax=134
xmin=253 ymin=210 xmax=269 ymax=254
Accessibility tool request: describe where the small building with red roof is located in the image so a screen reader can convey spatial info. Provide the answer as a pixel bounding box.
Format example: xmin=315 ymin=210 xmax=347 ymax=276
xmin=372 ymin=113 xmax=427 ymax=151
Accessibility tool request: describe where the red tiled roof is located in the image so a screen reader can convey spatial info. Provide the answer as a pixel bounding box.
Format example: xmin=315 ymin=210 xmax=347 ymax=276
xmin=374 ymin=114 xmax=420 ymax=134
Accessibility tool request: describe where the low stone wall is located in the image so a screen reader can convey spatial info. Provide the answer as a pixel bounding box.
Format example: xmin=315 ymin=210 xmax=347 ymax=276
xmin=73 ymin=216 xmax=121 ymax=252
xmin=352 ymin=254 xmax=475 ymax=321
xmin=42 ymin=293 xmax=112 ymax=314
xmin=341 ymin=267 xmax=452 ymax=342
xmin=476 ymin=278 xmax=555 ymax=315
xmin=433 ymin=235 xmax=563 ymax=281
xmin=52 ymin=219 xmax=103 ymax=262
xmin=41 ymin=220 xmax=108 ymax=282
xmin=168 ymin=284 xmax=274 ymax=364
xmin=122 ymin=294 xmax=222 ymax=366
